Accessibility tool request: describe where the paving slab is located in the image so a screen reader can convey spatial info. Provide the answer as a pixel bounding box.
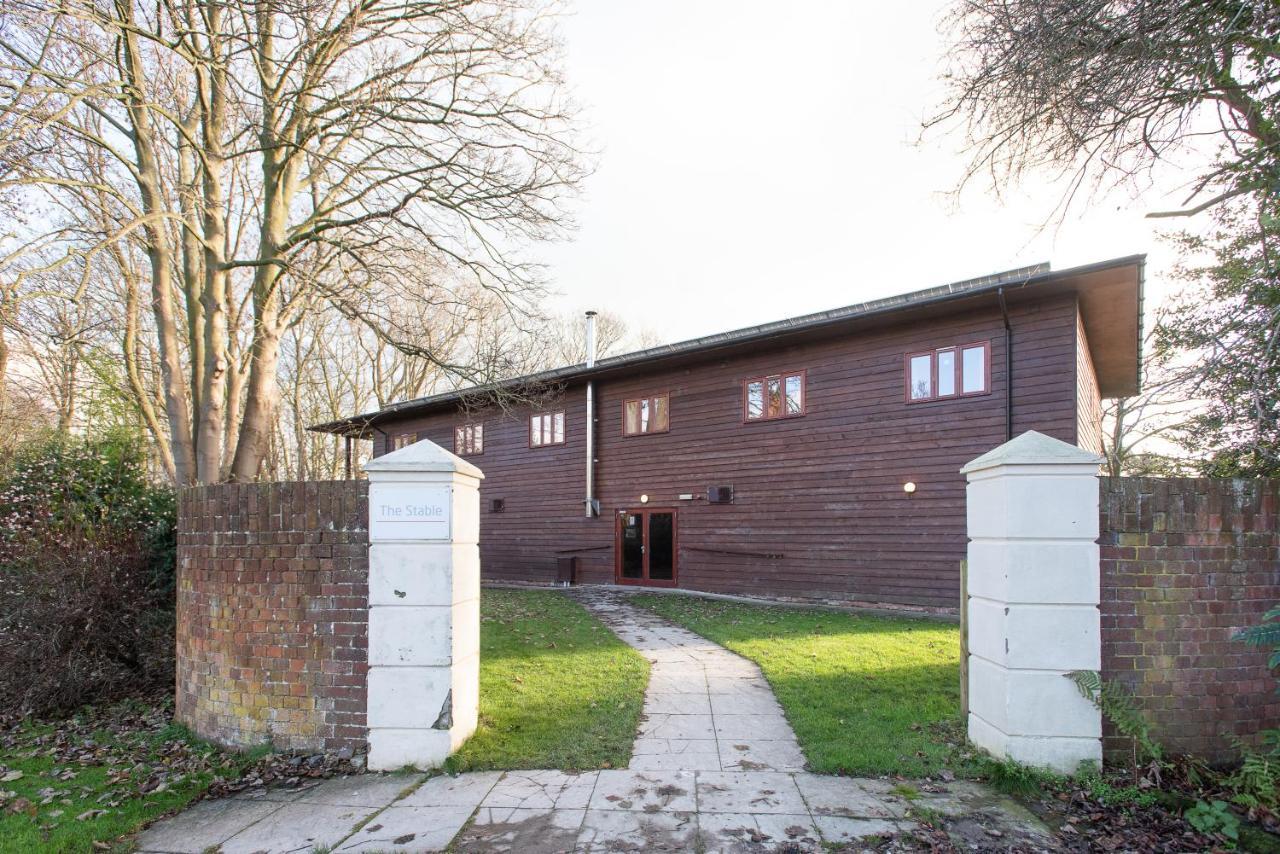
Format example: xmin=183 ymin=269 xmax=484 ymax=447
xmin=481 ymin=769 xmax=599 ymax=810
xmin=587 ymin=769 xmax=696 ymax=812
xmin=217 ymin=800 xmax=380 ymax=854
xmin=135 ymin=796 xmax=285 ymax=853
xmin=697 ymin=771 xmax=809 ymax=815
xmin=457 ymin=806 xmax=585 ymax=853
xmin=698 ymin=811 xmax=822 ymax=853
xmin=398 ymin=770 xmax=503 ymax=807
xmin=813 ymin=815 xmax=904 ymax=846
xmin=576 ymin=808 xmax=698 ymax=852
xmin=643 ymin=692 xmax=713 ymax=714
xmin=794 ymin=772 xmax=905 ymax=819
xmin=336 ymin=804 xmax=475 ymax=852
xmin=719 ymin=740 xmax=806 ymax=772
xmin=637 ymin=712 xmax=716 ymax=740
xmin=294 ymin=771 xmax=423 ymax=807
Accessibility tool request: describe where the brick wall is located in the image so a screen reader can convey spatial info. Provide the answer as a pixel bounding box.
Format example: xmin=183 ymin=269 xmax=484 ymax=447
xmin=1099 ymin=477 xmax=1280 ymax=764
xmin=176 ymin=481 xmax=369 ymax=755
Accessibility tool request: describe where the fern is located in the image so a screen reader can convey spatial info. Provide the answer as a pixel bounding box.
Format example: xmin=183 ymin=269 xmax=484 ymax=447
xmin=1067 ymin=670 xmax=1163 ymax=764
xmin=1233 ymin=605 xmax=1280 ymax=673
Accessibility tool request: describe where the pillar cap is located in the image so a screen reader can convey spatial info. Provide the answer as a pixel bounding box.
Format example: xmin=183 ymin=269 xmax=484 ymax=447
xmin=364 ymin=437 xmax=484 ymax=479
xmin=961 ymin=430 xmax=1104 ymax=475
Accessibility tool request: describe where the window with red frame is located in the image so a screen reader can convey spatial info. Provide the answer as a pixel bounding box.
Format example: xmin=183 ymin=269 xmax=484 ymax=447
xmin=392 ymin=432 xmax=417 ymax=450
xmin=744 ymin=371 xmax=805 ymax=421
xmin=454 ymin=423 xmax=483 ymax=455
xmin=907 ymin=342 xmax=989 ymax=402
xmin=624 ymin=394 xmax=670 ymax=435
xmin=530 ymin=411 xmax=565 ymax=447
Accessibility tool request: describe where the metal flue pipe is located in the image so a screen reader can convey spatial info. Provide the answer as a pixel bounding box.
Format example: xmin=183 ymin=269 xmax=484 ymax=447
xmin=584 ymin=311 xmax=598 ymax=517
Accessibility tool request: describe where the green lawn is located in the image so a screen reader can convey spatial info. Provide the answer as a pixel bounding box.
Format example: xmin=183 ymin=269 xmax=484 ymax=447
xmin=446 ymin=588 xmax=649 ymax=772
xmin=0 ymin=588 xmax=647 ymax=853
xmin=0 ymin=708 xmax=262 ymax=854
xmin=633 ymin=593 xmax=965 ymax=777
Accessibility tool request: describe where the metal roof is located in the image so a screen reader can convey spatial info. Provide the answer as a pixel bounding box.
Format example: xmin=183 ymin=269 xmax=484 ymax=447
xmin=311 ymin=255 xmax=1142 ymax=437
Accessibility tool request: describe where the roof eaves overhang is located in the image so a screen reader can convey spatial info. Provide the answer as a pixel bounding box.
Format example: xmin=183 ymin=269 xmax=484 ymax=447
xmin=311 ymin=254 xmax=1144 ymax=437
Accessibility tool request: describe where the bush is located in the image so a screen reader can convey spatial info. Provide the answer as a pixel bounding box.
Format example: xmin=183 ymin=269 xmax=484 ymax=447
xmin=0 ymin=430 xmax=176 ymax=716
xmin=0 ymin=522 xmax=174 ymax=714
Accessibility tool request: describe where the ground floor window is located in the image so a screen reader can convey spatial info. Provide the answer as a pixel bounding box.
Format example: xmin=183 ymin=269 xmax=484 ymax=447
xmin=392 ymin=432 xmax=417 ymax=450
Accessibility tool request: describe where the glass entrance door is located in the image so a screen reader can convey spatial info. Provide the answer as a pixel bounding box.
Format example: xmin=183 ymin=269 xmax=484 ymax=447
xmin=615 ymin=509 xmax=677 ymax=587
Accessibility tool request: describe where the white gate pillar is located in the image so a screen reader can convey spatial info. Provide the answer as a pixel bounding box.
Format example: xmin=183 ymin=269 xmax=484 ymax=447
xmin=961 ymin=430 xmax=1103 ymax=773
xmin=363 ymin=440 xmax=482 ymax=771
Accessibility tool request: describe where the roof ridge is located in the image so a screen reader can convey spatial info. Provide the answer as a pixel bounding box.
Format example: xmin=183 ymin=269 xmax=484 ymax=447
xmin=311 ymin=255 xmax=1143 ymax=436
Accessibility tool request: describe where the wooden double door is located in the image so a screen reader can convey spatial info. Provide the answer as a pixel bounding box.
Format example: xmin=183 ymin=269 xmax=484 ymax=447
xmin=615 ymin=508 xmax=677 ymax=587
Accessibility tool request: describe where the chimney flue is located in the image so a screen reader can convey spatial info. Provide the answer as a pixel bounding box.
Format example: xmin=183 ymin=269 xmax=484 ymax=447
xmin=584 ymin=310 xmax=598 ymax=518
xmin=584 ymin=310 xmax=598 ymax=369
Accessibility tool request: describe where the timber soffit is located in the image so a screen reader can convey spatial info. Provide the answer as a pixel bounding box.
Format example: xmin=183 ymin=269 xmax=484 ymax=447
xmin=310 ymin=254 xmax=1144 ymax=437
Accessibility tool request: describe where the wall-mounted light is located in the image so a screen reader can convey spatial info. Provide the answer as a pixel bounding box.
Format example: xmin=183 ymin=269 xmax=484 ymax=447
xmin=640 ymin=494 xmax=650 ymax=504
xmin=903 ymin=481 xmax=917 ymax=495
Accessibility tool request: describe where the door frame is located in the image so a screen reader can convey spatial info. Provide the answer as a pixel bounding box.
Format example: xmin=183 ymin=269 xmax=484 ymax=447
xmin=614 ymin=507 xmax=679 ymax=588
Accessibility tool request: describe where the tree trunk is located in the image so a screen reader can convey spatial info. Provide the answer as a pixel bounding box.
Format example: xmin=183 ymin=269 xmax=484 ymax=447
xmin=194 ymin=41 xmax=231 ymax=484
xmin=117 ymin=12 xmax=196 ymax=484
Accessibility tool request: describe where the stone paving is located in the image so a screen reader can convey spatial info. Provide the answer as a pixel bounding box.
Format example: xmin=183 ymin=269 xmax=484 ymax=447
xmin=569 ymin=588 xmax=806 ymax=773
xmin=136 ymin=589 xmax=1054 ymax=853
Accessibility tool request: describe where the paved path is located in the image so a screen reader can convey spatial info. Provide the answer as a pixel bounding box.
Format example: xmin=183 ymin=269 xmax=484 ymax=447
xmin=569 ymin=588 xmax=805 ymax=773
xmin=136 ymin=589 xmax=1052 ymax=853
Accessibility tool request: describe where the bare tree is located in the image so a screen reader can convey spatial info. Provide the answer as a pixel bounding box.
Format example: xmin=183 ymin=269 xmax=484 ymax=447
xmin=929 ymin=1 xmax=1280 ymax=220
xmin=0 ymin=0 xmax=585 ymax=483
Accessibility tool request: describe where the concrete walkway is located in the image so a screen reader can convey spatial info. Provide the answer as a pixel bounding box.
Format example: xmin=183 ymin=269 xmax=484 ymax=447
xmin=136 ymin=590 xmax=1053 ymax=853
xmin=570 ymin=588 xmax=805 ymax=773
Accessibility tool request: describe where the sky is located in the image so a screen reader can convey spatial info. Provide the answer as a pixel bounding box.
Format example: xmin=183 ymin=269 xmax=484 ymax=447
xmin=536 ymin=0 xmax=1199 ymax=345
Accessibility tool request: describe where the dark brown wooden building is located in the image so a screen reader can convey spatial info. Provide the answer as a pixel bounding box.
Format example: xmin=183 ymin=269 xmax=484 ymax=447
xmin=314 ymin=256 xmax=1143 ymax=610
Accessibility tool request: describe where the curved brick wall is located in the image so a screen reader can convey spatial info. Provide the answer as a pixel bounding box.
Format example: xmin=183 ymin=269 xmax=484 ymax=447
xmin=1100 ymin=477 xmax=1280 ymax=764
xmin=176 ymin=481 xmax=370 ymax=754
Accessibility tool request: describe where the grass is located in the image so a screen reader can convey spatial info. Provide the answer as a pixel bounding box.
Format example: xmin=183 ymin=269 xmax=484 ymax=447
xmin=446 ymin=588 xmax=649 ymax=772
xmin=0 ymin=588 xmax=645 ymax=852
xmin=0 ymin=707 xmax=263 ymax=854
xmin=633 ymin=593 xmax=965 ymax=777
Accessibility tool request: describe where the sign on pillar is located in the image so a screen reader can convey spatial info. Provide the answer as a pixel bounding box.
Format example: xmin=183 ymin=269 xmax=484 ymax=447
xmin=364 ymin=439 xmax=483 ymax=771
xmin=961 ymin=431 xmax=1103 ymax=773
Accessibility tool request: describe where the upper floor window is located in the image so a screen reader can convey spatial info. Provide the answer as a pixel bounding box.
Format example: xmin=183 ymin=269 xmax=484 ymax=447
xmin=530 ymin=411 xmax=565 ymax=447
xmin=392 ymin=432 xmax=417 ymax=450
xmin=624 ymin=394 xmax=670 ymax=436
xmin=744 ymin=371 xmax=805 ymax=422
xmin=907 ymin=341 xmax=989 ymax=402
xmin=454 ymin=423 xmax=483 ymax=455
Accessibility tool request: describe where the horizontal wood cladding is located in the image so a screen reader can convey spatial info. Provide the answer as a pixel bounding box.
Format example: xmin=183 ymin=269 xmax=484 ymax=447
xmin=373 ymin=294 xmax=1084 ymax=608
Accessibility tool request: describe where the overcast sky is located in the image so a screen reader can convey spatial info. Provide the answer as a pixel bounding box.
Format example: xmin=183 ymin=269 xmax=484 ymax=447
xmin=536 ymin=1 xmax=1197 ymax=345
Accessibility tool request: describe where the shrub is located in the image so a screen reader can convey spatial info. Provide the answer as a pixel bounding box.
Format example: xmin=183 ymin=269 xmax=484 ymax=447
xmin=0 ymin=429 xmax=175 ymax=588
xmin=0 ymin=521 xmax=174 ymax=715
xmin=1184 ymin=800 xmax=1241 ymax=844
xmin=0 ymin=430 xmax=176 ymax=716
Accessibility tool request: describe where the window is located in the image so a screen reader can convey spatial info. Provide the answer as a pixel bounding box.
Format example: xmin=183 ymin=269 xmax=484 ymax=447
xmin=744 ymin=371 xmax=805 ymax=422
xmin=624 ymin=393 xmax=670 ymax=436
xmin=454 ymin=423 xmax=483 ymax=455
xmin=529 ymin=411 xmax=565 ymax=447
xmin=392 ymin=432 xmax=417 ymax=450
xmin=906 ymin=341 xmax=989 ymax=402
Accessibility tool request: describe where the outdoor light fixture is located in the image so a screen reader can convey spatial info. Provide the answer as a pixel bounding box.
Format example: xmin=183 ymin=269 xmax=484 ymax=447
xmin=903 ymin=481 xmax=917 ymax=495
xmin=640 ymin=494 xmax=650 ymax=504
